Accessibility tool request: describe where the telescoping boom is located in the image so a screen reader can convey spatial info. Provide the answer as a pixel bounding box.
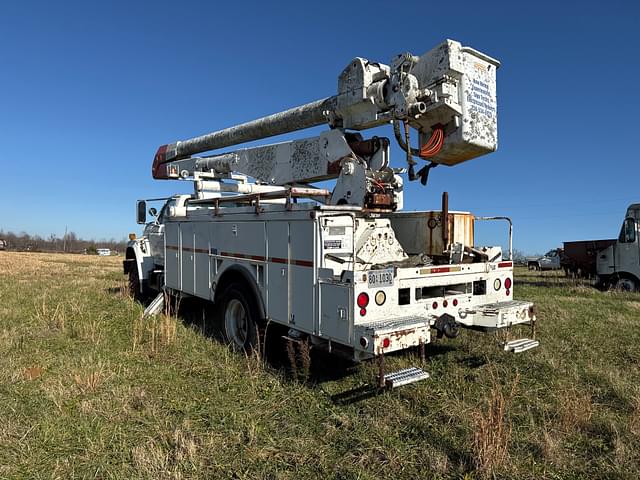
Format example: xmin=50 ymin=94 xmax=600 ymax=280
xmin=152 ymin=39 xmax=500 ymax=191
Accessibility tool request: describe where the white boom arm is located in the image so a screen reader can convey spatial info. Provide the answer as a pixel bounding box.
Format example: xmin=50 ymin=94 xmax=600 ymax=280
xmin=151 ymin=40 xmax=499 ymax=209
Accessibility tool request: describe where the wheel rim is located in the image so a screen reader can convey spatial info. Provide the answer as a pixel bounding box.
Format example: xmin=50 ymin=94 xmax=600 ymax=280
xmin=224 ymin=299 xmax=248 ymax=348
xmin=617 ymin=278 xmax=635 ymax=292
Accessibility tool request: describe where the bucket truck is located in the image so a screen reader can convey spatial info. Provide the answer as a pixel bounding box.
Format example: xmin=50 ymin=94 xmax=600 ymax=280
xmin=125 ymin=40 xmax=538 ymax=387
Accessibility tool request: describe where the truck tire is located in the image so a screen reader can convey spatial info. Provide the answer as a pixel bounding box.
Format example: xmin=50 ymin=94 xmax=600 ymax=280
xmin=217 ymin=282 xmax=260 ymax=353
xmin=128 ymin=268 xmax=144 ymax=301
xmin=614 ymin=276 xmax=637 ymax=292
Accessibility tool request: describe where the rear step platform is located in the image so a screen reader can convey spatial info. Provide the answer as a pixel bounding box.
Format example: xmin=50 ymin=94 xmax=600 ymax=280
xmin=503 ymin=338 xmax=539 ymax=353
xmin=384 ymin=367 xmax=430 ymax=389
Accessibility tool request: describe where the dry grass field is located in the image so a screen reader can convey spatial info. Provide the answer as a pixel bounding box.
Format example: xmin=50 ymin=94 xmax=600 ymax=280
xmin=1 ymin=251 xmax=639 ymax=479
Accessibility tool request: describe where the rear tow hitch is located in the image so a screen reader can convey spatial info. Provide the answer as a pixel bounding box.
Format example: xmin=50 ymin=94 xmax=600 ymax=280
xmin=433 ymin=313 xmax=460 ymax=339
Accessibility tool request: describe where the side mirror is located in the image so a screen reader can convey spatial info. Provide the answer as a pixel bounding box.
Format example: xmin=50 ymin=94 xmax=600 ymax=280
xmin=149 ymin=207 xmax=158 ymax=217
xmin=136 ymin=200 xmax=147 ymax=224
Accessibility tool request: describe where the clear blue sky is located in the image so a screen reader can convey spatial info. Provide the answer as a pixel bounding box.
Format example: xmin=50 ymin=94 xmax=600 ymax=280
xmin=0 ymin=0 xmax=638 ymax=253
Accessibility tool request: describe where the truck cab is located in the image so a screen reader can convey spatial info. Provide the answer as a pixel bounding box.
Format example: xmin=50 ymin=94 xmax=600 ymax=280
xmin=124 ymin=196 xmax=180 ymax=297
xmin=527 ymin=248 xmax=562 ymax=271
xmin=597 ymin=204 xmax=640 ymax=291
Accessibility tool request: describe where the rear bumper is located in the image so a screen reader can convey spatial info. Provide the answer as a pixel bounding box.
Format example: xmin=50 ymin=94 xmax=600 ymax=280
xmin=353 ymin=300 xmax=536 ymax=358
xmin=457 ymin=300 xmax=536 ymax=330
xmin=355 ymin=316 xmax=430 ymax=358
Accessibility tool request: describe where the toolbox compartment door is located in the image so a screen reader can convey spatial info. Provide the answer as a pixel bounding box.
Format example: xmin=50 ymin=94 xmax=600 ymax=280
xmin=290 ymin=221 xmax=316 ymax=333
xmin=266 ymin=221 xmax=289 ymax=323
xmin=181 ymin=222 xmax=195 ymax=294
xmin=319 ymin=283 xmax=352 ymax=343
xmin=165 ymin=222 xmax=181 ymax=290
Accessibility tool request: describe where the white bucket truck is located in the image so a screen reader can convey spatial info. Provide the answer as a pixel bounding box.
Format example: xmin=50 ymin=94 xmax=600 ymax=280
xmin=125 ymin=40 xmax=538 ymax=386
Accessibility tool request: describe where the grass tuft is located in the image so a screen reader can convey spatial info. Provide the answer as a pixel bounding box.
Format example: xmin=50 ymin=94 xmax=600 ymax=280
xmin=471 ymin=368 xmax=519 ymax=476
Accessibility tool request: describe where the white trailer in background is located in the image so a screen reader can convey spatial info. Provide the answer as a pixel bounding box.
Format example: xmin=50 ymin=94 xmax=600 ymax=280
xmin=126 ymin=40 xmax=538 ymax=387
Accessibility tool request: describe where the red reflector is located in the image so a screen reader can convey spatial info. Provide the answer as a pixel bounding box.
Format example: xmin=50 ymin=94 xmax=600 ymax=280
xmin=443 ymin=300 xmax=448 ymax=307
xmin=505 ymin=289 xmax=510 ymax=296
xmin=382 ymin=337 xmax=390 ymax=348
xmin=432 ymin=301 xmax=438 ymax=309
xmin=357 ymin=292 xmax=369 ymax=308
xmin=453 ymin=299 xmax=458 ymax=306
xmin=359 ymin=308 xmax=367 ymax=316
xmin=430 ymin=267 xmax=451 ymax=274
xmin=498 ymin=261 xmax=513 ymax=268
xmin=504 ymin=277 xmax=512 ymax=289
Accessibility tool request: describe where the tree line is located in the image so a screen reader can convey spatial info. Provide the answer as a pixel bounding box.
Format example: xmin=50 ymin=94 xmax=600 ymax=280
xmin=0 ymin=229 xmax=127 ymax=254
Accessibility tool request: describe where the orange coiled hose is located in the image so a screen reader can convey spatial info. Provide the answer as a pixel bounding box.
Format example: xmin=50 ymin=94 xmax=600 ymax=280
xmin=419 ymin=127 xmax=444 ymax=158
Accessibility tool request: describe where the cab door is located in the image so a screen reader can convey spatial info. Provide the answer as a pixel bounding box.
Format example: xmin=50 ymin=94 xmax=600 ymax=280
xmin=146 ymin=199 xmax=174 ymax=267
xmin=615 ymin=217 xmax=639 ymax=274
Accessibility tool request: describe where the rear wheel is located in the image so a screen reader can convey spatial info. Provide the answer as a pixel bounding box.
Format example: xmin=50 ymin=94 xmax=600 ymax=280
xmin=217 ymin=283 xmax=259 ymax=352
xmin=615 ymin=276 xmax=637 ymax=292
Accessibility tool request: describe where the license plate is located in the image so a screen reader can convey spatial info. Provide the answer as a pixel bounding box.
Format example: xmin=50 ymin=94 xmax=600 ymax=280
xmin=367 ymin=268 xmax=394 ymax=288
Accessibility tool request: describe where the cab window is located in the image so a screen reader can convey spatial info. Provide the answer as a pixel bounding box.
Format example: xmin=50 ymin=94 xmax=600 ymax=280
xmin=157 ymin=199 xmax=175 ymax=223
xmin=619 ymin=218 xmax=636 ymax=243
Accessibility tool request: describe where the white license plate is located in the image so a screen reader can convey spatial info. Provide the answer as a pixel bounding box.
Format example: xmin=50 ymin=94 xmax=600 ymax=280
xmin=367 ymin=268 xmax=394 ymax=288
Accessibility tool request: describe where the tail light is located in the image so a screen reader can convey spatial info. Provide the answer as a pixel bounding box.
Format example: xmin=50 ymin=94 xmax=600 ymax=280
xmin=504 ymin=277 xmax=512 ymax=289
xmin=382 ymin=337 xmax=391 ymax=348
xmin=357 ymin=292 xmax=369 ymax=308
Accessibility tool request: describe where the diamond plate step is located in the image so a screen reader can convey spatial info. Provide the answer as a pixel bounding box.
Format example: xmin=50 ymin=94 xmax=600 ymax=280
xmin=357 ymin=316 xmax=428 ymax=333
xmin=504 ymin=338 xmax=539 ymax=353
xmin=143 ymin=292 xmax=165 ymax=318
xmin=384 ymin=367 xmax=430 ymax=389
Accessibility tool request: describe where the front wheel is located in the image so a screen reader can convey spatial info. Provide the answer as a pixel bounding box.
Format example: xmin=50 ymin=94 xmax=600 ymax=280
xmin=217 ymin=283 xmax=260 ymax=353
xmin=128 ymin=267 xmax=144 ymax=301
